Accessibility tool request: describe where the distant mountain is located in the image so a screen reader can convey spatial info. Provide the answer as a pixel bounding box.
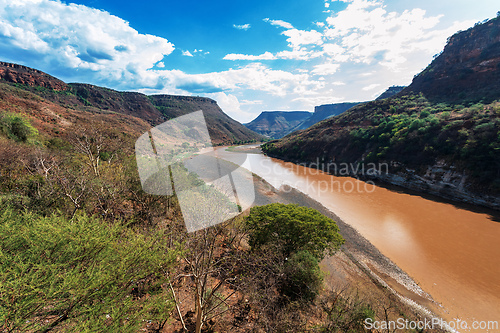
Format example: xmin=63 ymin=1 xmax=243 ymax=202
xmin=0 ymin=62 xmax=263 ymax=145
xmin=262 ymin=17 xmax=500 ymax=210
xmin=376 ymin=86 xmax=405 ymax=100
xmin=402 ymin=17 xmax=500 ymax=103
xmin=292 ymin=102 xmax=360 ymax=131
xmin=244 ymin=111 xmax=312 ymax=139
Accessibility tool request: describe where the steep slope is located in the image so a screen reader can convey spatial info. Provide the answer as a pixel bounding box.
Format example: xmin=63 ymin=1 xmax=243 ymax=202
xmin=402 ymin=16 xmax=500 ymax=103
xmin=0 ymin=62 xmax=263 ymax=145
xmin=149 ymin=94 xmax=262 ymax=144
xmin=376 ymin=86 xmax=405 ymax=100
xmin=293 ymin=102 xmax=360 ymax=131
xmin=244 ymin=111 xmax=312 ymax=139
xmin=262 ymin=17 xmax=500 ymax=210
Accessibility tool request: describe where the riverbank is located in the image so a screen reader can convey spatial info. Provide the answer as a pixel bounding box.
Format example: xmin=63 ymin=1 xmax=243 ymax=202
xmin=261 ymin=149 xmax=500 ymax=212
xmin=247 ymin=169 xmax=447 ymax=331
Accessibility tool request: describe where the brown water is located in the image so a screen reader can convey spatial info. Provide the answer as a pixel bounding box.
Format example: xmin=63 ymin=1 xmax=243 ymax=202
xmin=216 ymin=147 xmax=500 ymax=332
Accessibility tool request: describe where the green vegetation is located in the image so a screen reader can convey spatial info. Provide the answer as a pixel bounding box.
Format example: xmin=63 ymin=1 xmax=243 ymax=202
xmin=244 ymin=204 xmax=344 ymax=303
xmin=245 ymin=203 xmax=344 ymax=260
xmin=0 ymin=209 xmax=179 ymax=332
xmin=0 ymin=112 xmax=38 ymax=142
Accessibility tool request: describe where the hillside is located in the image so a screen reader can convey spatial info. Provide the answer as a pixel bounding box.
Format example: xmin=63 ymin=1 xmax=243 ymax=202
xmin=402 ymin=17 xmax=500 ymax=103
xmin=262 ymin=17 xmax=500 ymax=210
xmin=0 ymin=62 xmax=263 ymax=145
xmin=244 ymin=111 xmax=312 ymax=139
xmin=376 ymin=86 xmax=405 ymax=100
xmin=293 ymin=102 xmax=360 ymax=131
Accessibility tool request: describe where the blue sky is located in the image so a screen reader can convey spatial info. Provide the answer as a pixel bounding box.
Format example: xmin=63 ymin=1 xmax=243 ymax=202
xmin=0 ymin=0 xmax=498 ymax=122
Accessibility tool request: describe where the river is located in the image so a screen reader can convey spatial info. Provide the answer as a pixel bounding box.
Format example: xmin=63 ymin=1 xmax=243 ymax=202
xmin=214 ymin=146 xmax=500 ymax=332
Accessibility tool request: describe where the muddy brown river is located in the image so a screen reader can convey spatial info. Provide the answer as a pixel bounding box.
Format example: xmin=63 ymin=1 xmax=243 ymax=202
xmin=215 ymin=146 xmax=500 ymax=331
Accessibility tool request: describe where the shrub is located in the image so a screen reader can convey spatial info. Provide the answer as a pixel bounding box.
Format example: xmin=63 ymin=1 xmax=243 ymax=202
xmin=0 ymin=112 xmax=38 ymax=142
xmin=0 ymin=209 xmax=179 ymax=332
xmin=244 ymin=203 xmax=344 ymax=260
xmin=281 ymin=250 xmax=324 ymax=302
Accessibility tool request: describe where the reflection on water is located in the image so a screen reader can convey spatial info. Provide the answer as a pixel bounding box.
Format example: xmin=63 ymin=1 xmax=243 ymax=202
xmin=216 ymin=147 xmax=500 ymax=330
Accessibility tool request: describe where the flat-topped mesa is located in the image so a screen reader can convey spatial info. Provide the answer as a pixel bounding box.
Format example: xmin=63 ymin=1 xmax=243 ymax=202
xmin=151 ymin=94 xmax=218 ymax=105
xmin=0 ymin=61 xmax=69 ymax=91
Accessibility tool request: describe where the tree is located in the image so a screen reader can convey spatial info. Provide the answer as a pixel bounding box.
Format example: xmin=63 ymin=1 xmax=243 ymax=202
xmin=281 ymin=250 xmax=324 ymax=302
xmin=244 ymin=203 xmax=345 ymax=260
xmin=0 ymin=209 xmax=181 ymax=332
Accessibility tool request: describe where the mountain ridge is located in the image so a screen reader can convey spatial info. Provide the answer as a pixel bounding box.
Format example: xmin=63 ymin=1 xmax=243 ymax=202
xmin=244 ymin=111 xmax=312 ymax=139
xmin=0 ymin=62 xmax=263 ymax=145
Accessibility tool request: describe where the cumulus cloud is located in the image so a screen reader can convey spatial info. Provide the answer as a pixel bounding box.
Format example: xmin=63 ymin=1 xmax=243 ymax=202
xmin=323 ymin=0 xmax=475 ymax=71
xmin=233 ymin=23 xmax=251 ymax=30
xmin=224 ymin=20 xmax=324 ymax=61
xmin=207 ymin=92 xmax=256 ymax=122
xmin=312 ymin=63 xmax=340 ymax=75
xmin=0 ymin=0 xmax=174 ymax=87
xmin=282 ymin=29 xmax=323 ymax=49
xmin=182 ymin=50 xmax=194 ymax=57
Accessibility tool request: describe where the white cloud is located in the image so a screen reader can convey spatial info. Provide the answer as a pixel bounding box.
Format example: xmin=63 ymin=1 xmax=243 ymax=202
xmin=263 ymin=18 xmax=294 ymax=29
xmin=240 ymin=99 xmax=264 ymax=105
xmin=207 ymin=92 xmax=255 ymax=122
xmin=0 ymin=0 xmax=174 ymax=86
xmin=224 ymin=49 xmax=323 ymax=61
xmin=362 ymin=83 xmax=380 ymax=91
xmin=182 ymin=50 xmax=194 ymax=57
xmin=156 ymin=62 xmax=165 ymax=68
xmin=312 ymin=63 xmax=340 ymax=75
xmin=282 ymin=29 xmax=323 ymax=48
xmin=224 ymin=23 xmax=324 ymax=61
xmin=223 ymin=52 xmax=276 ymax=61
xmin=233 ymin=23 xmax=251 ymax=30
xmin=322 ymin=0 xmax=475 ymax=71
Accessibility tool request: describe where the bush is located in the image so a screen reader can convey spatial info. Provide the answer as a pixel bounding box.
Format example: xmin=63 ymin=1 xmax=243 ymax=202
xmin=244 ymin=203 xmax=344 ymax=260
xmin=0 ymin=209 xmax=179 ymax=332
xmin=0 ymin=112 xmax=38 ymax=142
xmin=281 ymin=250 xmax=324 ymax=302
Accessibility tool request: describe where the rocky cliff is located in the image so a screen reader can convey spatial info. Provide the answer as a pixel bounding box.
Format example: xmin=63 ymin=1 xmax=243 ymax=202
xmin=244 ymin=111 xmax=312 ymax=139
xmin=0 ymin=62 xmax=68 ymax=91
xmin=402 ymin=16 xmax=500 ymax=103
xmin=376 ymin=86 xmax=405 ymax=100
xmin=293 ymin=102 xmax=360 ymax=131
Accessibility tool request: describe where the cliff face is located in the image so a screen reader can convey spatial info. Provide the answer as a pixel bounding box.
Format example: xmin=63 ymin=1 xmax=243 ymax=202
xmin=149 ymin=95 xmax=262 ymax=144
xmin=402 ymin=17 xmax=500 ymax=103
xmin=0 ymin=62 xmax=68 ymax=91
xmin=0 ymin=62 xmax=263 ymax=145
xmin=294 ymin=103 xmax=360 ymax=131
xmin=244 ymin=111 xmax=312 ymax=139
xmin=376 ymin=86 xmax=405 ymax=100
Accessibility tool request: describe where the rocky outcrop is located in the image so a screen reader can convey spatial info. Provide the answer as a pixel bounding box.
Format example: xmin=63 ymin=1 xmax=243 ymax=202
xmin=376 ymin=86 xmax=405 ymax=100
xmin=368 ymin=161 xmax=500 ymax=210
xmin=244 ymin=111 xmax=312 ymax=139
xmin=0 ymin=62 xmax=68 ymax=91
xmin=293 ymin=102 xmax=360 ymax=131
xmin=402 ymin=16 xmax=500 ymax=103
